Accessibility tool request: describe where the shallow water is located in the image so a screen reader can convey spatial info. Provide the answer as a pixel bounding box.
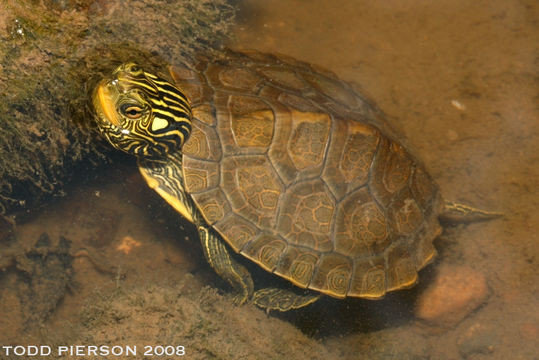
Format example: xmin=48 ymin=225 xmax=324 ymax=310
xmin=232 ymin=0 xmax=539 ymax=358
xmin=0 ymin=0 xmax=537 ymax=359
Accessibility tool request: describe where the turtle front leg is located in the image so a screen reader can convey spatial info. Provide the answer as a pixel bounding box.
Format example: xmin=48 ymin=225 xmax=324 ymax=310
xmin=197 ymin=225 xmax=254 ymax=304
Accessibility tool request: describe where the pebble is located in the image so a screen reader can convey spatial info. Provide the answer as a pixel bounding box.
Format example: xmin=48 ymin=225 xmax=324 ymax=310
xmin=415 ymin=265 xmax=489 ymax=328
xmin=451 ymin=99 xmax=466 ymax=111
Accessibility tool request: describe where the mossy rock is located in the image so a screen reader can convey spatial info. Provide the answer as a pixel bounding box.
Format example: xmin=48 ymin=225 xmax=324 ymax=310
xmin=0 ymin=0 xmax=236 ymax=214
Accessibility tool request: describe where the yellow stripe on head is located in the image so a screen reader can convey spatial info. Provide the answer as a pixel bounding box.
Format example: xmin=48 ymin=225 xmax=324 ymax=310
xmin=97 ymin=83 xmax=120 ymax=126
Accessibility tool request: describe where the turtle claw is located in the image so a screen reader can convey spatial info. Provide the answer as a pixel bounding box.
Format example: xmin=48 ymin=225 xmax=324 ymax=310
xmin=231 ymin=280 xmax=253 ymax=306
xmin=232 ymin=292 xmax=250 ymax=306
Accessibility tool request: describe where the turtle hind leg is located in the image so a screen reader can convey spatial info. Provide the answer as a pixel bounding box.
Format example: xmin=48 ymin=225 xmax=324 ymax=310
xmin=198 ymin=226 xmax=254 ymax=305
xmin=253 ymin=287 xmax=320 ymax=312
xmin=440 ymin=200 xmax=503 ymax=224
xmin=198 ymin=225 xmax=319 ymax=310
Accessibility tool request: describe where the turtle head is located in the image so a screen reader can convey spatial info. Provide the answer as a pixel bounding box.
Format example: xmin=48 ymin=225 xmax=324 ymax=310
xmin=92 ymin=62 xmax=192 ymax=160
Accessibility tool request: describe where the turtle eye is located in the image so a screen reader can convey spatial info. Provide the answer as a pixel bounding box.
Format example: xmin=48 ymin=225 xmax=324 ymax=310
xmin=126 ymin=64 xmax=140 ymax=73
xmin=120 ymin=104 xmax=144 ymax=119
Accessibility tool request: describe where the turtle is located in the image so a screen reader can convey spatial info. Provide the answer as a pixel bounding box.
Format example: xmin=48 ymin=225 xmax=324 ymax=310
xmin=91 ymin=50 xmax=497 ymax=311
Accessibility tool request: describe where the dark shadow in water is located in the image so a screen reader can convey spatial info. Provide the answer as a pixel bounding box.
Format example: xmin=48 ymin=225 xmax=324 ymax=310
xmin=10 ymin=149 xmax=134 ymax=223
xmin=229 ymin=247 xmax=441 ymax=338
xmin=289 ymin=266 xmax=438 ymax=338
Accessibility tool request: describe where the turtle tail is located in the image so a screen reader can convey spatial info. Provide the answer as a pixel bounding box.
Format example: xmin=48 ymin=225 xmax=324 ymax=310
xmin=439 ymin=200 xmax=503 ymax=224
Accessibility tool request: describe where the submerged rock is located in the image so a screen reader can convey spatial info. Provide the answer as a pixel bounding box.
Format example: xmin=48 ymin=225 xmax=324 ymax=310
xmin=414 ymin=265 xmax=489 ymax=329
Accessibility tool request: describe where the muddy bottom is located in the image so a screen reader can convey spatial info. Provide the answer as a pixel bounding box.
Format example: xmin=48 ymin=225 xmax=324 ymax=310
xmin=1 ymin=1 xmax=537 ymax=359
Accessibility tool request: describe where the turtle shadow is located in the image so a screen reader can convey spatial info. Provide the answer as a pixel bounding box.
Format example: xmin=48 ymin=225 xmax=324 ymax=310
xmin=259 ymin=263 xmax=439 ymax=338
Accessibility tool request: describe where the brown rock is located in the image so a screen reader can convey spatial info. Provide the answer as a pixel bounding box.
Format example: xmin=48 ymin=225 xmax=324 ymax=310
xmin=415 ymin=265 xmax=489 ymax=328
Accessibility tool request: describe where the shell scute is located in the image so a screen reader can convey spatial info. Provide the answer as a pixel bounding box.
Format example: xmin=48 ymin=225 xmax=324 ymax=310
xmin=241 ymin=233 xmax=287 ymax=272
xmin=258 ymin=66 xmax=308 ymax=91
xmin=300 ymin=70 xmax=361 ymax=110
xmin=213 ymin=213 xmax=258 ymax=252
xmin=287 ymin=111 xmax=331 ymax=172
xmin=277 ymin=180 xmax=335 ymax=252
xmin=309 ymin=253 xmax=352 ymax=298
xmin=323 ymin=120 xmax=380 ymax=199
xmin=217 ymin=94 xmax=276 ymax=155
xmin=182 ymin=118 xmax=221 ymax=161
xmin=369 ymin=137 xmax=399 ymax=207
xmin=334 ymin=187 xmax=390 ymax=258
xmin=169 ymin=64 xmax=205 ymax=104
xmin=348 ymin=256 xmax=386 ymax=298
xmin=190 ymin=187 xmax=230 ymax=225
xmin=385 ymin=245 xmax=418 ymax=291
xmin=273 ymin=246 xmax=319 ymax=288
xmin=382 ymin=142 xmax=413 ymax=193
xmin=206 ymin=63 xmax=262 ymax=92
xmin=183 ymin=157 xmax=219 ymax=194
xmin=388 ymin=188 xmax=424 ymax=236
xmin=221 ymin=156 xmax=283 ymax=230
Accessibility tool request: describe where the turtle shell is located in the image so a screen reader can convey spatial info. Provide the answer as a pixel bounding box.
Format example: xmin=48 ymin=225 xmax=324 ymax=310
xmin=171 ymin=50 xmax=443 ymax=299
